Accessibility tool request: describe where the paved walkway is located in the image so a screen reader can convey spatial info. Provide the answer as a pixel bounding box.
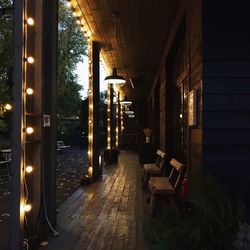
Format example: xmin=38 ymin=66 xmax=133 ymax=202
xmin=44 ymin=152 xmax=148 ymax=250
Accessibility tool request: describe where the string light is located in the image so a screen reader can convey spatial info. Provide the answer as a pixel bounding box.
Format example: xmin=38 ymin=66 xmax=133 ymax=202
xmin=27 ymin=56 xmax=34 ymax=64
xmin=26 ymin=88 xmax=34 ymax=95
xmin=25 ymin=165 xmax=34 ymax=174
xmin=72 ymin=10 xmax=77 ymax=16
xmin=66 ymin=1 xmax=71 ymax=7
xmin=24 ymin=204 xmax=32 ymax=212
xmin=26 ymin=127 xmax=34 ymax=134
xmin=26 ymin=17 xmax=34 ymax=26
xmin=5 ymin=104 xmax=12 ymax=111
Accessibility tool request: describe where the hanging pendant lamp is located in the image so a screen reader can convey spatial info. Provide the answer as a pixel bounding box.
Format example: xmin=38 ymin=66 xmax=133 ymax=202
xmin=128 ymin=114 xmax=135 ymax=118
xmin=120 ymin=96 xmax=132 ymax=106
xmin=104 ymin=67 xmax=126 ymax=84
xmin=125 ymin=110 xmax=134 ymax=115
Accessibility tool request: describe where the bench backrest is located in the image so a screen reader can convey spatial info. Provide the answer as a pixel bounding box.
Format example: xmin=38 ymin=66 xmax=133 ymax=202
xmin=155 ymin=150 xmax=166 ymax=171
xmin=57 ymin=141 xmax=65 ymax=148
xmin=169 ymin=158 xmax=186 ymax=189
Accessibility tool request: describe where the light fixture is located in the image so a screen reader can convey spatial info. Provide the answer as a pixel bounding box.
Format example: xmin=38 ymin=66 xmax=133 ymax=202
xmin=5 ymin=104 xmax=12 ymax=111
xmin=125 ymin=110 xmax=134 ymax=115
xmin=26 ymin=127 xmax=34 ymax=134
xmin=72 ymin=9 xmax=77 ymax=16
xmin=104 ymin=68 xmax=126 ymax=84
xmin=120 ymin=96 xmax=132 ymax=106
xmin=128 ymin=114 xmax=135 ymax=118
xmin=25 ymin=165 xmax=34 ymax=173
xmin=26 ymin=17 xmax=34 ymax=26
xmin=24 ymin=204 xmax=32 ymax=212
xmin=26 ymin=88 xmax=34 ymax=95
xmin=66 ymin=0 xmax=71 ymax=7
xmin=27 ymin=57 xmax=34 ymax=64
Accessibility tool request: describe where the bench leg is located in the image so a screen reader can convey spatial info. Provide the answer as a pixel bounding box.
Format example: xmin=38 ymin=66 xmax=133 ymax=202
xmin=149 ymin=193 xmax=158 ymax=216
xmin=141 ymin=173 xmax=150 ymax=189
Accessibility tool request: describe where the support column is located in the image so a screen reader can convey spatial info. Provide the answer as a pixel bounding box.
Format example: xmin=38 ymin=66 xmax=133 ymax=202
xmin=43 ymin=0 xmax=58 ymax=233
xmin=116 ymin=92 xmax=120 ymax=148
xmin=12 ymin=0 xmax=50 ymax=248
xmin=92 ymin=42 xmax=100 ymax=179
xmin=88 ymin=41 xmax=100 ymax=180
xmin=110 ymin=84 xmax=115 ymax=148
xmin=12 ymin=0 xmax=24 ymax=248
xmin=107 ymin=83 xmax=111 ymax=150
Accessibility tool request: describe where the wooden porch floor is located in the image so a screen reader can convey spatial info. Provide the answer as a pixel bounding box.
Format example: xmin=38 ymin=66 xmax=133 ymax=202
xmin=44 ymin=151 xmax=148 ymax=250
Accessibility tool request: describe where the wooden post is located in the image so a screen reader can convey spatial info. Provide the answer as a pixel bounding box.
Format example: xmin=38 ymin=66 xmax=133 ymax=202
xmin=42 ymin=0 xmax=58 ymax=233
xmin=107 ymin=83 xmax=111 ymax=150
xmin=88 ymin=41 xmax=100 ymax=180
xmin=92 ymin=41 xmax=100 ymax=179
xmin=12 ymin=0 xmax=57 ymax=248
xmin=116 ymin=92 xmax=120 ymax=148
xmin=110 ymin=84 xmax=115 ymax=148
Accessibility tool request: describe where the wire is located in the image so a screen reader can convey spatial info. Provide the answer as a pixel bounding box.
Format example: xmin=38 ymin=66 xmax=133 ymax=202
xmin=23 ymin=239 xmax=29 ymax=250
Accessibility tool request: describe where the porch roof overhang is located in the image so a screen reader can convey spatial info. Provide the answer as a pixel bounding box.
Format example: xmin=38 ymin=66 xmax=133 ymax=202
xmin=77 ymin=0 xmax=175 ymax=101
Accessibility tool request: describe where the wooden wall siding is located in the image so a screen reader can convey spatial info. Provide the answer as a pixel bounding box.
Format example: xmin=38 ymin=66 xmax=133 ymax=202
xmin=202 ymin=0 xmax=250 ymax=198
xmin=159 ymin=68 xmax=166 ymax=150
xmin=147 ymin=0 xmax=203 ymax=182
xmin=187 ymin=0 xmax=203 ymax=183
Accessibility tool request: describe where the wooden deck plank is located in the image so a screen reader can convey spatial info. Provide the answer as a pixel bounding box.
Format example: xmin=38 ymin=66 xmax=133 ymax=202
xmin=43 ymin=152 xmax=148 ymax=250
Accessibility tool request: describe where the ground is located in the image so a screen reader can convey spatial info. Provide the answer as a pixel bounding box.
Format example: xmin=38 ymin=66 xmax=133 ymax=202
xmin=0 ymin=147 xmax=87 ymax=250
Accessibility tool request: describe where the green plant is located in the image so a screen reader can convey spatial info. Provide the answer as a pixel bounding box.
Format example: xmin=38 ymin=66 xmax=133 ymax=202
xmin=144 ymin=174 xmax=244 ymax=250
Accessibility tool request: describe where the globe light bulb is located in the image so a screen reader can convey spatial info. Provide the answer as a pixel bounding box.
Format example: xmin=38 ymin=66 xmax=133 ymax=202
xmin=26 ymin=127 xmax=34 ymax=134
xmin=26 ymin=88 xmax=34 ymax=95
xmin=25 ymin=165 xmax=34 ymax=173
xmin=27 ymin=18 xmax=34 ymax=26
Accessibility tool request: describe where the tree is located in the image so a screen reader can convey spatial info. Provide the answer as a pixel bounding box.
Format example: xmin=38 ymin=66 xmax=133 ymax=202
xmin=0 ymin=0 xmax=13 ymax=140
xmin=58 ymin=0 xmax=87 ymax=117
xmin=0 ymin=0 xmax=13 ymax=105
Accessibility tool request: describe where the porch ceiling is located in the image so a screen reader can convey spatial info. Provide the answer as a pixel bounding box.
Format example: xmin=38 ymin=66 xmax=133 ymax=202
xmin=78 ymin=0 xmax=175 ymax=101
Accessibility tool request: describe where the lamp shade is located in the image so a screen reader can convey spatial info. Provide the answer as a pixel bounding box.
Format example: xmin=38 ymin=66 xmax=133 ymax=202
xmin=128 ymin=114 xmax=135 ymax=118
xmin=120 ymin=96 xmax=132 ymax=106
xmin=125 ymin=110 xmax=134 ymax=115
xmin=104 ymin=68 xmax=126 ymax=84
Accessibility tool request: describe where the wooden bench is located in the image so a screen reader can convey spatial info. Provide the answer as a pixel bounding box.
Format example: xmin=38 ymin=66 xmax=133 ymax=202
xmin=148 ymin=158 xmax=186 ymax=216
xmin=141 ymin=150 xmax=167 ymax=189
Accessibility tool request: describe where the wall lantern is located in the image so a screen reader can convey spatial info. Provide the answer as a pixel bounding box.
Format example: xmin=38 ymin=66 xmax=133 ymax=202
xmin=128 ymin=114 xmax=135 ymax=118
xmin=104 ymin=68 xmax=126 ymax=84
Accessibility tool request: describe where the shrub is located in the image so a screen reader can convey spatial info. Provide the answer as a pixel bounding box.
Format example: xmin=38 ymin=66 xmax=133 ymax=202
xmin=144 ymin=174 xmax=244 ymax=250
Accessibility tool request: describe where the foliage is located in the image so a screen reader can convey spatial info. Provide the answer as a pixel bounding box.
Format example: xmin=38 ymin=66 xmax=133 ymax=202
xmin=144 ymin=174 xmax=244 ymax=250
xmin=99 ymin=90 xmax=107 ymax=105
xmin=58 ymin=0 xmax=87 ymax=117
xmin=0 ymin=0 xmax=13 ymax=138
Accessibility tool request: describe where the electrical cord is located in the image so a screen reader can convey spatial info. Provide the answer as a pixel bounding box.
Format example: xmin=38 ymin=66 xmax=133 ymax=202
xmin=42 ymin=161 xmax=59 ymax=236
xmin=23 ymin=239 xmax=29 ymax=250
